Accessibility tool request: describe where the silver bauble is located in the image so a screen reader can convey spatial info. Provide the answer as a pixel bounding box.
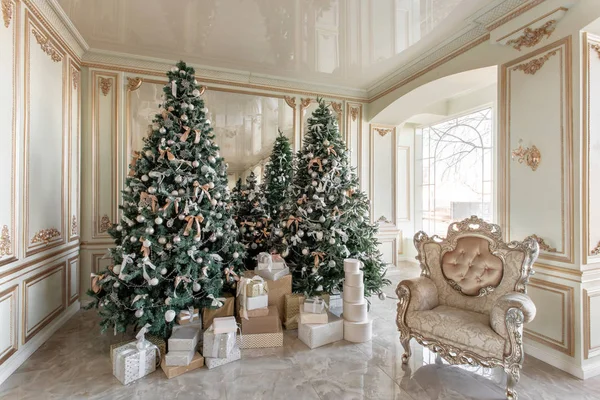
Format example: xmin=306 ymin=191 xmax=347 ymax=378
xmin=160 ymin=268 xmax=167 ymax=275
xmin=171 ymin=190 xmax=179 ymax=196
xmin=319 ymin=216 xmax=326 ymax=223
xmin=145 ymin=150 xmax=153 ymax=157
xmin=193 ymin=282 xmax=201 ymax=292
xmin=116 ymin=225 xmax=123 ymax=231
xmin=378 ymin=292 xmax=387 ymax=300
xmin=175 ymin=175 xmax=183 ymax=183
xmin=135 ymin=309 xmax=144 ymax=318
xmin=158 ymin=237 xmax=167 ymax=244
xmin=145 ymin=227 xmax=154 ymax=235
xmin=166 ymin=243 xmax=173 ymax=250
xmin=173 ymin=236 xmax=181 ymax=244
xmin=148 ymin=186 xmax=156 ymax=194
xmin=192 ymin=161 xmax=199 ymax=167
xmin=159 ymin=127 xmax=166 ymax=134
xmin=233 ymin=252 xmax=239 ymax=259
xmin=302 ymin=248 xmax=309 ymax=255
xmin=178 ymin=214 xmax=186 ymax=220
xmin=136 ymin=215 xmax=145 ymax=223
xmin=155 ymin=217 xmax=163 ymax=224
xmin=130 ymin=236 xmax=138 ymax=243
xmin=165 ymin=309 xmax=176 ymax=322
xmin=141 ymin=175 xmax=149 ymax=182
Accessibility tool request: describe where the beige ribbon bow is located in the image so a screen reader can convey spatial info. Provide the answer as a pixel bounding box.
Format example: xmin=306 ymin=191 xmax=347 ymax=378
xmin=326 ymin=146 xmax=337 ymax=156
xmin=129 ymin=151 xmax=141 ymax=177
xmin=140 ymin=192 xmax=159 ymax=212
xmin=308 ymin=157 xmax=323 ymax=172
xmin=183 ymin=215 xmax=204 ymax=238
xmin=287 ymin=215 xmax=302 ymax=231
xmin=158 ymin=147 xmax=175 ymax=161
xmin=311 ymin=251 xmax=326 ymax=270
xmin=180 ymin=126 xmax=191 ymax=142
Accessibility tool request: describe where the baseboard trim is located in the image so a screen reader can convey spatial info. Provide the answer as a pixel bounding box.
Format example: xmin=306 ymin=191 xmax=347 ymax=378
xmin=582 ymin=360 xmax=600 ymax=379
xmin=0 ymin=301 xmax=80 ymax=386
xmin=524 ymin=342 xmax=583 ymax=379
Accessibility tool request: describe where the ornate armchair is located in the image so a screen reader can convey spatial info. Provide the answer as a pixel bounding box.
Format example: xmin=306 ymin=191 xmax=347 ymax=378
xmin=396 ymin=216 xmax=538 ymax=400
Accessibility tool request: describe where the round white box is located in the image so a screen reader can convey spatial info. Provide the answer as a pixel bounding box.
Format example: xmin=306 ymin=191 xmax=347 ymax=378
xmin=345 ymin=271 xmax=363 ymax=287
xmin=343 ymin=300 xmax=368 ymax=322
xmin=343 ymin=284 xmax=364 ymax=303
xmin=344 ymin=259 xmax=361 ymax=274
xmin=344 ymin=319 xmax=373 ymax=343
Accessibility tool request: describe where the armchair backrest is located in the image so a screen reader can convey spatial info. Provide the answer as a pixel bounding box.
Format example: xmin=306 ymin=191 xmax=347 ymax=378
xmin=413 ymin=216 xmax=539 ymax=315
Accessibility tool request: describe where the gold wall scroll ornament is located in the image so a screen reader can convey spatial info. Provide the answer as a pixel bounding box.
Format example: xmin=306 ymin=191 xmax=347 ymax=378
xmin=511 ymin=141 xmax=541 ymax=171
xmin=0 ymin=225 xmax=12 ymax=256
xmin=300 ymin=98 xmax=312 ymax=110
xmin=31 ymin=27 xmax=62 ymax=62
xmin=350 ymin=106 xmax=359 ymax=122
xmin=529 ymin=234 xmax=557 ymax=252
xmin=71 ymin=65 xmax=79 ymax=90
xmin=591 ymin=241 xmax=600 ymax=255
xmin=2 ymin=0 xmax=12 ymax=27
xmin=99 ymin=77 xmax=112 ymax=96
xmin=99 ymin=214 xmax=112 ymax=232
xmin=330 ymin=102 xmax=342 ymax=115
xmin=31 ymin=228 xmax=60 ymax=244
xmin=591 ymin=44 xmax=600 ymax=59
xmin=506 ymin=20 xmax=556 ymax=51
xmin=377 ymin=215 xmax=392 ymax=224
xmin=374 ymin=127 xmax=392 ymax=137
xmin=514 ymin=50 xmax=557 ymax=75
xmin=126 ymin=76 xmax=143 ymax=92
xmin=71 ymin=215 xmax=78 ymax=236
xmin=283 ymin=96 xmax=296 ymax=109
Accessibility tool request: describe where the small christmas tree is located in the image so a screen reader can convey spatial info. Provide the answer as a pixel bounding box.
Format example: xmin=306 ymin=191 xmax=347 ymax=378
xmin=87 ymin=61 xmax=245 ymax=338
xmin=281 ymin=99 xmax=390 ymax=298
xmin=235 ymin=172 xmax=270 ymax=266
xmin=261 ymin=129 xmax=294 ymax=223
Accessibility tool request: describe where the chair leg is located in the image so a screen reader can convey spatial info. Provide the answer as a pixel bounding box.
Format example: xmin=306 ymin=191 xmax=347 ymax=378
xmin=400 ymin=336 xmax=411 ymax=364
xmin=505 ymin=366 xmax=520 ymax=400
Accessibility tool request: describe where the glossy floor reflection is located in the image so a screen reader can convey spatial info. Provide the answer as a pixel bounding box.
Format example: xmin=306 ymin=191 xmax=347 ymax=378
xmin=2 ymin=263 xmax=600 ymax=400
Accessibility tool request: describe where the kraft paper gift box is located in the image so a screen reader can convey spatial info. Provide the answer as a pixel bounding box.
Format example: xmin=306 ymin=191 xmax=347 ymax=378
xmin=246 ymin=294 xmax=268 ymax=311
xmin=165 ymin=349 xmax=195 ymax=366
xmin=168 ymin=325 xmax=201 ymax=352
xmin=213 ymin=316 xmax=238 ymax=334
xmin=176 ymin=307 xmax=200 ymax=325
xmin=205 ymin=345 xmax=241 ymax=369
xmin=303 ymin=297 xmax=326 ymax=314
xmin=112 ymin=325 xmax=157 ymax=385
xmin=238 ymin=305 xmax=269 ymax=319
xmin=203 ymin=324 xmax=236 ymax=358
xmin=161 ymin=352 xmax=204 ymax=379
xmin=255 ymin=266 xmax=290 ymax=281
xmin=284 ymin=293 xmax=333 ymax=330
xmin=298 ymin=312 xmax=344 ymax=349
xmin=241 ymin=305 xmax=280 ymax=334
xmin=202 ymin=293 xmax=235 ymax=331
xmin=299 ymin=305 xmax=328 ymax=325
xmin=237 ymin=319 xmax=283 ymax=349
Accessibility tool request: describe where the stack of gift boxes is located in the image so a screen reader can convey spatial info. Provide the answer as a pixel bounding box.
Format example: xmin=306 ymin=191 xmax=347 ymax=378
xmin=202 ymin=316 xmax=241 ymax=369
xmin=342 ymin=259 xmax=372 ymax=343
xmin=297 ymin=296 xmax=344 ymax=349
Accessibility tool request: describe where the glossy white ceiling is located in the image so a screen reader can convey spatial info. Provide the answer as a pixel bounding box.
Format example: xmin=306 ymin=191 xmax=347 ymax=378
xmin=57 ymin=0 xmax=499 ymax=90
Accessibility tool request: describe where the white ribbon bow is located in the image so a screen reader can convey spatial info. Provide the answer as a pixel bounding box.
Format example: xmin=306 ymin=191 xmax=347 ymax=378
xmin=119 ymin=253 xmax=136 ymax=280
xmin=208 ymin=294 xmax=225 ymax=308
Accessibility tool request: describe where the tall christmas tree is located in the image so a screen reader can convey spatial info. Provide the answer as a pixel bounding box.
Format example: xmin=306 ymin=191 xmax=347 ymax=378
xmin=87 ymin=61 xmax=246 ymax=338
xmin=281 ymin=99 xmax=390 ymax=298
xmin=235 ymin=172 xmax=270 ymax=266
xmin=261 ymin=129 xmax=294 ymax=221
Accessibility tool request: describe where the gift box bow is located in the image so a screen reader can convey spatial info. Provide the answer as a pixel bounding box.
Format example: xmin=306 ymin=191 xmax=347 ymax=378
xmin=116 ymin=323 xmax=161 ymax=380
xmin=304 ymin=296 xmax=327 ymax=314
xmin=178 ymin=306 xmax=199 ymax=322
xmin=237 ymin=276 xmax=268 ymax=320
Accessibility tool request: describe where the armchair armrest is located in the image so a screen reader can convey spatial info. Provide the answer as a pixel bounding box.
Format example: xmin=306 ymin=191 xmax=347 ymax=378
xmin=396 ymin=277 xmax=439 ymax=313
xmin=490 ymin=292 xmax=536 ymax=338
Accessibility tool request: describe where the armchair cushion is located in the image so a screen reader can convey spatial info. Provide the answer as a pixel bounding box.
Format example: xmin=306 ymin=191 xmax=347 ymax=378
xmin=490 ymin=292 xmax=536 ymax=338
xmin=406 ymin=305 xmax=505 ymax=359
xmin=399 ymin=277 xmax=439 ymax=312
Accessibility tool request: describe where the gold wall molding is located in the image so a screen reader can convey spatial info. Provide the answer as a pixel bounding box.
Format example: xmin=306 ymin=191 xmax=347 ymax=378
xmin=592 ymin=44 xmax=600 ymax=59
xmin=331 ymin=101 xmax=342 ymax=115
xmin=584 ymin=288 xmax=600 ymax=359
xmin=0 ymin=242 xmax=79 ymax=282
xmin=30 ymin=228 xmax=61 ymax=244
xmin=0 ymin=225 xmax=12 ymax=256
xmin=592 ymin=241 xmax=600 ymax=256
xmin=377 ymin=215 xmax=392 ymax=224
xmin=0 ymin=284 xmax=18 ymax=366
xmin=300 ymin=97 xmax=312 ymax=110
xmin=71 ymin=65 xmax=79 ymax=90
xmin=350 ymin=106 xmax=359 ymax=122
xmin=71 ymin=215 xmax=78 ymax=237
xmin=68 ymin=60 xmax=81 ymax=242
xmin=500 ymin=37 xmax=573 ymax=264
xmin=506 ymin=20 xmax=556 ymax=51
xmin=67 ymin=254 xmax=79 ymax=305
xmin=99 ymin=77 xmax=112 ymax=96
xmin=511 ymin=141 xmax=541 ymax=170
xmin=23 ymin=262 xmax=66 ymax=343
xmin=524 ymin=278 xmax=575 ymax=357
xmin=2 ymin=0 xmax=12 ymax=28
xmin=31 ymin=26 xmax=62 ymax=62
xmin=485 ymin=0 xmax=545 ymax=31
xmin=514 ymin=50 xmax=557 ymax=75
xmin=530 ymin=234 xmax=556 ymax=253
xmin=374 ymin=127 xmax=392 ymax=137
xmin=99 ymin=215 xmax=111 ymax=233
xmin=126 ymin=76 xmax=143 ymax=92
xmin=369 ymin=124 xmax=397 ymax=226
xmin=346 ymin=102 xmax=363 ymax=189
xmin=283 ymin=95 xmax=296 ymax=109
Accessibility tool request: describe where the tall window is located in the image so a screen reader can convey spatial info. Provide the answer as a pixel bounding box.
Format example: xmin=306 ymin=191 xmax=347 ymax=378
xmin=417 ymin=107 xmax=493 ymax=235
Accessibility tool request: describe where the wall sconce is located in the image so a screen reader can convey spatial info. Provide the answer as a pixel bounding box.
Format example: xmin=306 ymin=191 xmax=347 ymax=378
xmin=511 ymin=140 xmax=541 ymax=171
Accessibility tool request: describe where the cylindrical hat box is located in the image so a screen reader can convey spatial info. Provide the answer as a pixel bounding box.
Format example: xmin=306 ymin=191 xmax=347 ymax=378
xmin=345 ymin=271 xmax=363 ymax=287
xmin=344 ymin=259 xmax=361 ymax=274
xmin=343 ymin=284 xmax=364 ymax=303
xmin=343 ymin=300 xmax=368 ymax=322
xmin=344 ymin=319 xmax=373 ymax=343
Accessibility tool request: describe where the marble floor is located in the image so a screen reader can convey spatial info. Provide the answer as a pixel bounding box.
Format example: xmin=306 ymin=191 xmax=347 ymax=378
xmin=2 ymin=263 xmax=600 ymax=400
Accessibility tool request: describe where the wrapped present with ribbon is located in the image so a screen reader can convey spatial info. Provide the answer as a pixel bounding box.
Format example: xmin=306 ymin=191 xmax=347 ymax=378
xmin=255 ymin=266 xmax=289 ymax=281
xmin=245 ymin=276 xmax=268 ymax=297
xmin=241 ymin=306 xmax=280 ymax=335
xmin=213 ymin=316 xmax=237 ymax=334
xmin=256 ymin=252 xmax=272 ymax=271
xmin=168 ymin=325 xmax=201 ymax=352
xmin=112 ymin=324 xmax=158 ymax=385
xmin=165 ymin=349 xmax=195 ymax=367
xmin=243 ymin=271 xmax=291 ymax=322
xmin=271 ymin=253 xmax=286 ymax=269
xmin=303 ymin=297 xmax=326 ymax=314
xmin=176 ymin=307 xmax=200 ymax=326
xmin=205 ymin=345 xmax=241 ymax=369
xmin=203 ymin=323 xmax=236 ymax=358
xmin=109 ymin=335 xmax=165 ymax=365
xmin=202 ymin=293 xmax=234 ymax=331
xmin=161 ymin=352 xmax=204 ymax=379
xmin=284 ymin=293 xmax=333 ymax=330
xmin=237 ymin=276 xmax=269 ymax=320
xmin=299 ymin=304 xmax=328 ymax=325
xmin=298 ymin=312 xmax=344 ymax=349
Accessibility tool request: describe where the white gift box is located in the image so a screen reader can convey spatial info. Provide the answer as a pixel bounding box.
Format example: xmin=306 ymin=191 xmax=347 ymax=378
xmin=213 ymin=316 xmax=237 ymax=334
xmin=344 ymin=319 xmax=373 ymax=343
xmin=168 ymin=325 xmax=201 ymax=352
xmin=256 ymin=252 xmax=273 ymax=270
xmin=345 ymin=271 xmax=364 ymax=287
xmin=255 ymin=266 xmax=289 ymax=281
xmin=203 ymin=324 xmax=236 ymax=358
xmin=343 ymin=259 xmax=362 ymax=274
xmin=298 ymin=312 xmax=344 ymax=349
xmin=343 ymin=284 xmax=364 ymax=303
xmin=329 ymin=293 xmax=343 ymax=310
xmin=246 ymin=294 xmax=268 ymax=311
xmin=299 ymin=305 xmax=328 ymax=324
xmin=271 ymin=254 xmax=286 ymax=270
xmin=303 ymin=297 xmax=326 ymax=314
xmin=205 ymin=345 xmax=241 ymax=369
xmin=112 ymin=340 xmax=157 ymax=385
xmin=165 ymin=349 xmax=195 ymax=366
xmin=343 ymin=300 xmax=368 ymax=322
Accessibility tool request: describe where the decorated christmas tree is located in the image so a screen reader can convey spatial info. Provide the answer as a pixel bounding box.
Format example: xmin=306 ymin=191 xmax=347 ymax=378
xmin=87 ymin=61 xmax=246 ymax=338
xmin=280 ymin=99 xmax=390 ymax=298
xmin=261 ymin=129 xmax=294 ymax=224
xmin=235 ymin=172 xmax=270 ymax=266
xmin=230 ymin=177 xmax=244 ymax=216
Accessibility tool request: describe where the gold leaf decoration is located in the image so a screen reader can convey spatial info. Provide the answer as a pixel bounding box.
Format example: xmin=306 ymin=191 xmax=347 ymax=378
xmin=2 ymin=0 xmax=12 ymax=28
xmin=300 ymin=98 xmax=312 ymax=110
xmin=31 ymin=27 xmax=62 ymax=62
xmin=126 ymin=77 xmax=143 ymax=92
xmin=592 ymin=241 xmax=600 ymax=255
xmin=99 ymin=77 xmax=112 ymax=96
xmin=71 ymin=215 xmax=78 ymax=236
xmin=31 ymin=228 xmax=60 ymax=244
xmin=511 ymin=141 xmax=541 ymax=171
xmin=591 ymin=44 xmax=600 ymax=59
xmin=0 ymin=225 xmax=12 ymax=256
xmin=514 ymin=50 xmax=557 ymax=75
xmin=506 ymin=20 xmax=556 ymax=51
xmin=99 ymin=214 xmax=112 ymax=232
xmin=374 ymin=128 xmax=391 ymax=137
xmin=330 ymin=102 xmax=342 ymax=115
xmin=350 ymin=107 xmax=359 ymax=122
xmin=529 ymin=234 xmax=556 ymax=252
xmin=71 ymin=66 xmax=79 ymax=90
xmin=377 ymin=215 xmax=392 ymax=224
xmin=284 ymin=96 xmax=296 ymax=109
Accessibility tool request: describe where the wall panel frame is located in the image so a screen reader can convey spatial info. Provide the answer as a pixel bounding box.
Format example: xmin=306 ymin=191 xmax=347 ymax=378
xmin=0 ymin=285 xmax=18 ymax=366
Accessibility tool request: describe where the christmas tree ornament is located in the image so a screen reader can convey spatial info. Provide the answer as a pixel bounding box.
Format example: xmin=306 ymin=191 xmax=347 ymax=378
xmin=192 ymin=160 xmax=199 ymax=167
xmin=145 ymin=227 xmax=155 ymax=235
xmin=130 ymin=237 xmax=138 ymax=243
xmin=124 ymin=186 xmax=131 ymax=193
xmin=193 ymin=281 xmax=201 ymax=291
xmin=148 ymin=187 xmax=156 ymax=194
xmin=188 ymin=104 xmax=195 ymax=110
xmin=158 ymin=237 xmax=167 ymax=244
xmin=113 ymin=282 xmax=120 ymax=288
xmin=141 ymin=175 xmax=149 ymax=182
xmin=165 ymin=309 xmax=176 ymax=322
xmin=175 ymin=175 xmax=183 ymax=183
xmin=319 ymin=216 xmax=326 ymax=223
xmin=178 ymin=189 xmax=185 ymax=195
xmin=135 ymin=309 xmax=144 ymax=318
xmin=159 ymin=127 xmax=166 ymax=134
xmin=155 ymin=217 xmax=163 ymax=224
xmin=149 ymin=278 xmax=159 ymax=286
xmin=136 ymin=215 xmax=146 ymax=223
xmin=160 ymin=268 xmax=167 ymax=275
xmin=143 ymin=239 xmax=152 ymax=248
xmin=178 ymin=214 xmax=186 ymax=220
xmin=116 ymin=225 xmax=123 ymax=231
xmin=173 ymin=236 xmax=181 ymax=244
xmin=166 ymin=243 xmax=173 ymax=250
xmin=171 ymin=190 xmax=179 ymax=196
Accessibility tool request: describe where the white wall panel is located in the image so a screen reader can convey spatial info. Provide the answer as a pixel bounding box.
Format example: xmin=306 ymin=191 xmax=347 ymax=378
xmin=68 ymin=61 xmax=81 ymax=242
xmin=67 ymin=255 xmax=79 ymax=305
xmin=584 ymin=287 xmax=600 ymax=359
xmin=370 ymin=124 xmax=396 ymax=228
xmin=0 ymin=285 xmax=18 ymax=366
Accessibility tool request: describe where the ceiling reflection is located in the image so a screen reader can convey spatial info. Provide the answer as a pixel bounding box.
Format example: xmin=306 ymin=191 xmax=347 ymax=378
xmin=59 ymin=0 xmax=471 ymax=89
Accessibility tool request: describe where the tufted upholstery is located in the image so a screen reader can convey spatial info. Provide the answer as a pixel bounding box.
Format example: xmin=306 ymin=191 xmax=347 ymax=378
xmin=441 ymin=237 xmax=503 ymax=296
